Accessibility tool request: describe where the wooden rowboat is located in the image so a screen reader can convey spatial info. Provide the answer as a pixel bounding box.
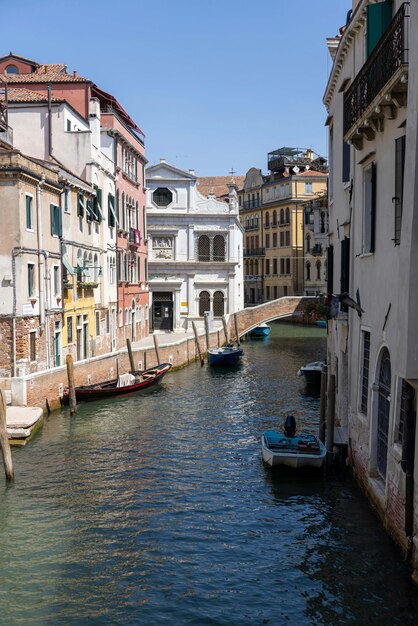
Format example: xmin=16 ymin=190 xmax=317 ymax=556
xmin=63 ymin=363 xmax=172 ymax=402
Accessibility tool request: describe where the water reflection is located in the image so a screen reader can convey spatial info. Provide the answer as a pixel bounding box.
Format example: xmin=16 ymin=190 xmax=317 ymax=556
xmin=0 ymin=323 xmax=417 ymax=625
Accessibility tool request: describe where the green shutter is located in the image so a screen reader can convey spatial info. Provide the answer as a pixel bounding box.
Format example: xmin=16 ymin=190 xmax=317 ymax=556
xmin=50 ymin=204 xmax=56 ymax=236
xmin=366 ymin=1 xmax=393 ymax=58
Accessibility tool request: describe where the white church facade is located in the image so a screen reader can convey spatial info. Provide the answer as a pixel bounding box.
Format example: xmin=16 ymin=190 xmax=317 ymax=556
xmin=146 ymin=161 xmax=244 ymax=332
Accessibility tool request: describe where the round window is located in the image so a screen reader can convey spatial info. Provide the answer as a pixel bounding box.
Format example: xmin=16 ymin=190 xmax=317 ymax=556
xmin=153 ymin=187 xmax=173 ymax=207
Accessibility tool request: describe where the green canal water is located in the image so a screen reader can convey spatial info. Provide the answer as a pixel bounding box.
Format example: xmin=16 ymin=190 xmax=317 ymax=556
xmin=1 ymin=323 xmax=418 ymax=625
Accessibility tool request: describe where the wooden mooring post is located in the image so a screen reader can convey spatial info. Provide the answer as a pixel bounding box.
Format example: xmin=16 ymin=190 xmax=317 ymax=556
xmin=0 ymin=389 xmax=14 ymax=481
xmin=192 ymin=321 xmax=204 ymax=366
xmin=233 ymin=313 xmax=240 ymax=346
xmin=153 ymin=333 xmax=161 ymax=365
xmin=326 ymin=374 xmax=336 ymax=466
xmin=221 ymin=315 xmax=229 ymax=345
xmin=66 ymin=354 xmax=77 ymax=416
xmin=319 ymin=364 xmax=327 ymax=443
xmin=204 ymin=313 xmax=211 ymax=356
xmin=126 ymin=338 xmax=136 ymax=372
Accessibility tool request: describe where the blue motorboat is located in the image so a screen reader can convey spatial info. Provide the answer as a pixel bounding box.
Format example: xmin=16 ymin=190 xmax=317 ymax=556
xmin=316 ymin=320 xmax=327 ymax=329
xmin=208 ymin=345 xmax=243 ymax=366
xmin=249 ymin=323 xmax=271 ymax=337
xmin=261 ymin=416 xmax=327 ymax=469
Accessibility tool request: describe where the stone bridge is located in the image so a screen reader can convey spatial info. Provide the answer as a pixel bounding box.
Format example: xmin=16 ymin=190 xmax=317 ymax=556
xmin=229 ymin=296 xmax=316 ymax=340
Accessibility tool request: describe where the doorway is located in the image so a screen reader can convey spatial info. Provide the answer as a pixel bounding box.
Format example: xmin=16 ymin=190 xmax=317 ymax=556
xmin=152 ymin=292 xmax=173 ymax=331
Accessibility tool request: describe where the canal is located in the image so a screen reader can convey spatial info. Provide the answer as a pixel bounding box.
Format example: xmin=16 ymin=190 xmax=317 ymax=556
xmin=1 ymin=323 xmax=418 ymax=625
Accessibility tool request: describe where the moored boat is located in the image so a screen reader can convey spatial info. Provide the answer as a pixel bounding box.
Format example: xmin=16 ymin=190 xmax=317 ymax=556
xmin=63 ymin=363 xmax=172 ymax=402
xmin=297 ymin=360 xmax=325 ymax=386
xmin=316 ymin=320 xmax=327 ymax=329
xmin=261 ymin=416 xmax=327 ymax=469
xmin=208 ymin=345 xmax=243 ymax=366
xmin=249 ymin=323 xmax=271 ymax=337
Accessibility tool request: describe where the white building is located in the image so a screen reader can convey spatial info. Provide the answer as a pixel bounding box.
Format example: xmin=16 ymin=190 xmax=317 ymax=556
xmin=146 ymin=161 xmax=244 ymax=331
xmin=324 ymin=0 xmax=418 ymax=578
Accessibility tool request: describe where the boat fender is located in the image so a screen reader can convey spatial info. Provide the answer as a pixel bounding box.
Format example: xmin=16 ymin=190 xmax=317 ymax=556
xmin=284 ymin=415 xmax=296 ymax=438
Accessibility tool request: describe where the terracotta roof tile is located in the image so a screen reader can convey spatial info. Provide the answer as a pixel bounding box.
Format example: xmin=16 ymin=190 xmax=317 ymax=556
xmin=198 ymin=175 xmax=245 ymax=199
xmin=1 ymin=64 xmax=89 ymax=83
xmin=0 ymin=87 xmax=62 ymax=103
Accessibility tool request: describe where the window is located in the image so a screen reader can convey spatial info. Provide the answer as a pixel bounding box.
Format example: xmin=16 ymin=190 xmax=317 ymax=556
xmin=266 ymin=286 xmax=270 ymax=300
xmin=273 ymin=232 xmax=277 ymax=247
xmin=64 ymin=188 xmax=71 ymax=214
xmin=108 ymin=194 xmax=117 ymax=228
xmin=67 ymin=316 xmax=73 ymax=343
xmin=342 ymin=141 xmax=350 ymax=183
xmin=199 ymin=291 xmax=210 ymax=317
xmin=366 ymin=1 xmax=393 ymax=58
xmin=285 ymin=231 xmax=290 ymax=246
xmin=360 ymin=331 xmax=370 ymax=414
xmin=265 ymin=258 xmax=270 ymax=275
xmin=27 ymin=263 xmax=35 ymax=297
xmin=137 ymin=257 xmax=141 ymax=281
xmin=285 ymin=183 xmax=290 ymax=197
xmin=340 ymin=237 xmax=350 ymax=311
xmin=316 ymin=261 xmax=321 ymax=280
xmin=305 ymin=181 xmax=313 ymax=194
xmin=280 ymin=184 xmax=285 ymax=198
xmin=5 ymin=65 xmax=18 ymax=74
xmin=265 ymin=234 xmax=270 ymax=248
xmin=280 ymin=258 xmax=285 ymax=275
xmin=285 ymin=207 xmax=290 ymax=223
xmin=280 ymin=209 xmax=284 ymax=225
xmin=306 ymin=234 xmax=311 ymax=252
xmin=273 ymin=210 xmax=277 ymax=226
xmin=153 ymin=187 xmax=173 ymax=207
xmin=265 ymin=212 xmax=270 ymax=227
xmin=198 ymin=235 xmax=210 ymax=261
xmin=53 ymin=266 xmax=60 ymax=295
xmin=26 ymin=195 xmax=33 ymax=230
xmin=66 ymin=119 xmax=71 ymax=131
xmin=363 ymin=163 xmax=376 ymax=254
xmin=306 ymin=262 xmax=311 ymax=281
xmin=280 ymin=232 xmax=284 ymax=247
xmin=265 ymin=188 xmax=270 ymax=202
xmin=95 ymin=311 xmax=100 ymax=336
xmin=77 ymin=193 xmax=84 ymax=218
xmin=213 ymin=291 xmax=225 ymax=316
xmin=50 ymin=204 xmax=62 ymax=236
xmin=273 ymin=258 xmax=278 ymax=275
xmin=273 ymin=186 xmax=277 ymax=199
xmin=29 ymin=331 xmax=36 ymax=361
xmin=394 ymin=136 xmax=406 ymax=245
xmin=106 ymin=311 xmax=110 ymax=334
xmin=285 ymin=258 xmax=290 ymax=274
xmin=93 ymin=186 xmax=103 ymax=222
xmin=213 ymin=235 xmax=225 ymax=261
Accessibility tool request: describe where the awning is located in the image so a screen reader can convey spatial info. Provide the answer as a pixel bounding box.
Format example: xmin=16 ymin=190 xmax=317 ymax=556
xmin=62 ymin=255 xmax=75 ymax=275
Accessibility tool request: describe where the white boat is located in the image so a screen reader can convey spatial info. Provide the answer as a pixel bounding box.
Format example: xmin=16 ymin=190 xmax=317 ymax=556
xmin=297 ymin=360 xmax=325 ymax=386
xmin=261 ymin=417 xmax=327 ymax=469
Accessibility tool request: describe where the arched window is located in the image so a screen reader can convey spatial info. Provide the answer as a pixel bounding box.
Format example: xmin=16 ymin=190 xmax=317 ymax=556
xmin=320 ymin=211 xmax=326 ymax=234
xmin=377 ymin=348 xmax=391 ymax=479
xmin=285 ymin=207 xmax=290 ymax=223
xmin=94 ymin=253 xmax=98 ymax=281
xmin=273 ymin=210 xmax=277 ymax=226
xmin=125 ymin=308 xmax=129 ymax=325
xmin=306 ymin=262 xmax=311 ymax=281
xmin=5 ymin=65 xmax=18 ymax=74
xmin=316 ymin=261 xmax=321 ymax=280
xmin=324 ymin=261 xmax=328 ymax=281
xmin=198 ymin=235 xmax=210 ymax=261
xmin=265 ymin=211 xmax=270 ymax=227
xmin=306 ymin=234 xmax=311 ymax=252
xmin=199 ymin=291 xmax=210 ymax=316
xmin=213 ymin=235 xmax=225 ymax=261
xmin=213 ymin=291 xmax=225 ymax=316
xmin=255 ymin=260 xmax=258 ymax=275
xmin=280 ymin=209 xmax=284 ymax=225
xmin=118 ymin=308 xmax=123 ymax=327
xmin=123 ymin=253 xmax=127 ymax=281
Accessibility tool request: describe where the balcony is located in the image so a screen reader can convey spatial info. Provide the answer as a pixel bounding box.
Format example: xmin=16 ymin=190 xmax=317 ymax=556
xmin=128 ymin=228 xmax=141 ymax=247
xmin=343 ymin=3 xmax=409 ymax=148
xmin=311 ymin=243 xmax=323 ymax=257
xmin=244 ymin=223 xmax=260 ymax=231
xmin=244 ymin=248 xmax=265 ymax=257
xmin=243 ymin=199 xmax=261 ymax=210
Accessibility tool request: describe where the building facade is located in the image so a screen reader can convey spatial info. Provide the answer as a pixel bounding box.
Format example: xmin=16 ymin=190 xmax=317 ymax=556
xmin=324 ymin=0 xmax=418 ymax=576
xmin=146 ymin=161 xmax=244 ymax=331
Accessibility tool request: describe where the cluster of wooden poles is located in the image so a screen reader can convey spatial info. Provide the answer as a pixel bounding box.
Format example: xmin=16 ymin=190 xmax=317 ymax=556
xmin=318 ymin=364 xmax=337 ymax=466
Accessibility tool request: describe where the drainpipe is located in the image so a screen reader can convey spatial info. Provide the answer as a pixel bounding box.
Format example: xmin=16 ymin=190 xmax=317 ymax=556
xmin=47 ymin=85 xmax=52 ymax=158
xmin=11 ymin=250 xmax=17 ymax=378
xmin=37 ymin=176 xmax=46 ymax=326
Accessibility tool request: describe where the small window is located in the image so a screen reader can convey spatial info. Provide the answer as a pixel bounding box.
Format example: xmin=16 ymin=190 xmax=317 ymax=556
xmin=53 ymin=266 xmax=60 ymax=295
xmin=96 ymin=311 xmax=100 ymax=336
xmin=213 ymin=291 xmax=225 ymax=317
xmin=305 ymin=181 xmax=313 ymax=194
xmin=50 ymin=204 xmax=62 ymax=236
xmin=29 ymin=331 xmax=36 ymax=361
xmin=5 ymin=64 xmax=18 ymax=74
xmin=153 ymin=187 xmax=173 ymax=207
xmin=67 ymin=316 xmax=73 ymax=343
xmin=66 ymin=119 xmax=72 ymax=132
xmin=198 ymin=235 xmax=210 ymax=262
xmin=360 ymin=331 xmax=370 ymax=414
xmin=28 ymin=263 xmax=35 ymax=297
xmin=26 ymin=195 xmax=33 ymax=230
xmin=199 ymin=291 xmax=210 ymax=317
xmin=213 ymin=235 xmax=225 ymax=261
xmin=306 ymin=262 xmax=311 ymax=281
xmin=106 ymin=311 xmax=110 ymax=334
xmin=64 ymin=188 xmax=71 ymax=214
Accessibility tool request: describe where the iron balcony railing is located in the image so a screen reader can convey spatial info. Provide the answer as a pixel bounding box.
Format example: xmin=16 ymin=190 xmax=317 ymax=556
xmin=244 ymin=222 xmax=260 ymax=231
xmin=243 ymin=199 xmax=261 ymax=210
xmin=244 ymin=248 xmax=265 ymax=257
xmin=344 ymin=3 xmax=409 ymax=136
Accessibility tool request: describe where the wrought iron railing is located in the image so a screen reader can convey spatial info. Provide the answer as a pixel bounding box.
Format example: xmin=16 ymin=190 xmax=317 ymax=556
xmin=244 ymin=223 xmax=260 ymax=231
xmin=244 ymin=248 xmax=265 ymax=257
xmin=344 ymin=3 xmax=409 ymax=136
xmin=243 ymin=199 xmax=261 ymax=210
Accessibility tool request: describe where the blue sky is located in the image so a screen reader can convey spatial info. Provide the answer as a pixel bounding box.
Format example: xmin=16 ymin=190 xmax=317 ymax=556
xmin=3 ymin=0 xmax=348 ymax=176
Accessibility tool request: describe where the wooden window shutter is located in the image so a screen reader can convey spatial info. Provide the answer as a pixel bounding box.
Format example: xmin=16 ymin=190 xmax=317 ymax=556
xmin=394 ymin=136 xmax=406 ymax=245
xmin=366 ymin=1 xmax=393 ymax=58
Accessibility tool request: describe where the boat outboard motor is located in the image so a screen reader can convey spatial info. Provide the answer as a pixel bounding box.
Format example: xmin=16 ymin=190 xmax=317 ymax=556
xmin=284 ymin=415 xmax=296 ymax=438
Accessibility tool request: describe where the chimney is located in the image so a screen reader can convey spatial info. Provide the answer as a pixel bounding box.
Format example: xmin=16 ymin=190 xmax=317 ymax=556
xmin=73 ymin=70 xmax=78 ymax=78
xmin=160 ymin=158 xmax=166 ymax=164
xmin=44 ymin=66 xmax=48 ymax=74
xmin=189 ymin=168 xmax=195 ymax=175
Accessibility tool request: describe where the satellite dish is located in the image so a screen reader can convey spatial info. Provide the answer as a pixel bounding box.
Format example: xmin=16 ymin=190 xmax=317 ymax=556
xmin=292 ymin=166 xmax=300 ymax=174
xmin=305 ymin=165 xmax=310 ymax=170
